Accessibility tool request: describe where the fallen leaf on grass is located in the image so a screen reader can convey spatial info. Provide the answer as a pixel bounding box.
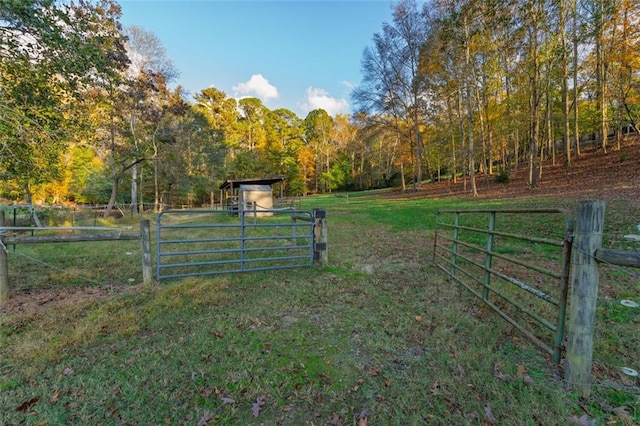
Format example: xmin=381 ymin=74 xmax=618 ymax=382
xmin=610 ymin=406 xmax=632 ymax=423
xmin=515 ymin=364 xmax=535 ymax=384
xmin=196 ymin=409 xmax=213 ymax=426
xmin=484 ymin=404 xmax=496 ymax=424
xmin=356 ymin=409 xmax=368 ymax=426
xmin=50 ymin=389 xmax=59 ymax=403
xmin=456 ymin=364 xmax=465 ymax=381
xmin=221 ymin=397 xmax=235 ymax=404
xmin=568 ymin=414 xmax=596 ymax=426
xmin=367 ymin=365 xmax=381 ymax=377
xmin=493 ymin=363 xmax=509 ymax=381
xmin=611 ymin=406 xmax=630 ymax=416
xmin=252 ymin=396 xmax=266 ymax=417
xmin=328 ymin=413 xmax=343 ymax=426
xmin=16 ymin=397 xmax=39 ymax=412
xmin=494 ymin=370 xmax=509 ymax=380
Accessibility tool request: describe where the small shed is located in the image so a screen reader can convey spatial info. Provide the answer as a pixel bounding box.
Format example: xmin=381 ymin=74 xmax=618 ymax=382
xmin=239 ymin=184 xmax=273 ymax=217
xmin=219 ymin=176 xmax=285 ymax=216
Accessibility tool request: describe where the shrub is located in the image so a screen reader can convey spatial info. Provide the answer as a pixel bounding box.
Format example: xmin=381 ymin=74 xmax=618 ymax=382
xmin=495 ymin=167 xmax=510 ymax=183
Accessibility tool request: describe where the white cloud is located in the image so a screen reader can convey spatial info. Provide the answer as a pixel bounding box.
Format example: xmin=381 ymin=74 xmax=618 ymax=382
xmin=232 ymin=74 xmax=279 ymax=102
xmin=301 ymin=87 xmax=350 ymax=117
xmin=341 ymin=80 xmax=356 ymax=91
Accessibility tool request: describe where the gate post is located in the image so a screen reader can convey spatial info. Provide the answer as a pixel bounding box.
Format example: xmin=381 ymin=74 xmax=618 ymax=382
xmin=564 ymin=200 xmax=605 ymax=397
xmin=140 ymin=220 xmax=152 ymax=286
xmin=313 ymin=208 xmax=327 ymax=266
xmin=0 ymin=211 xmax=8 ymax=304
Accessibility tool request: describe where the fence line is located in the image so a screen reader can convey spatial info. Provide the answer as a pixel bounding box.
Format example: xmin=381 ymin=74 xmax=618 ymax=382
xmin=434 ymin=200 xmax=640 ymax=398
xmin=0 ymin=215 xmax=152 ymax=304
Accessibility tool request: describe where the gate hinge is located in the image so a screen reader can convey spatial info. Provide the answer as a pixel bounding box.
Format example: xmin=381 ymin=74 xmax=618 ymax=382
xmin=314 ymin=242 xmax=327 ymax=251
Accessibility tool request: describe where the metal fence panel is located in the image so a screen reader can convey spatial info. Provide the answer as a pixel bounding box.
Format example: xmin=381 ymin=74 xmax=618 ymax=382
xmin=156 ymin=209 xmax=314 ymax=279
xmin=434 ymin=208 xmax=573 ymax=363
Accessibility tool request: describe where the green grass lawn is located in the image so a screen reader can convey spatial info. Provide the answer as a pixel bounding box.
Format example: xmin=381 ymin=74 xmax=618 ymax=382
xmin=1 ymin=194 xmax=638 ymax=425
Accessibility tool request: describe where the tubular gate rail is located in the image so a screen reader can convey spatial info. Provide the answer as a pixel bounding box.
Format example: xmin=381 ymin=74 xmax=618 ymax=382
xmin=156 ymin=209 xmax=317 ymax=280
xmin=433 ymin=208 xmax=574 ymax=363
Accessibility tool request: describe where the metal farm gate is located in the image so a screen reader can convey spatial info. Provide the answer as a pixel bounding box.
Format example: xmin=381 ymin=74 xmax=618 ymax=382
xmin=433 ymin=208 xmax=573 ymax=363
xmin=156 ymin=208 xmax=324 ymax=280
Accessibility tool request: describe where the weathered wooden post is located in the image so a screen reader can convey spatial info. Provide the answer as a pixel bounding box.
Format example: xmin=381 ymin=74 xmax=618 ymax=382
xmin=0 ymin=211 xmax=8 ymax=304
xmin=140 ymin=220 xmax=153 ymax=286
xmin=313 ymin=208 xmax=328 ymax=266
xmin=565 ymin=200 xmax=605 ymax=397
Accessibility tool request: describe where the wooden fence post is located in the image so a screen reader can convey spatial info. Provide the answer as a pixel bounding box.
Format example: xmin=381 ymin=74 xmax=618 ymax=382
xmin=313 ymin=208 xmax=328 ymax=266
xmin=0 ymin=211 xmax=8 ymax=304
xmin=564 ymin=200 xmax=605 ymax=397
xmin=140 ymin=219 xmax=153 ymax=286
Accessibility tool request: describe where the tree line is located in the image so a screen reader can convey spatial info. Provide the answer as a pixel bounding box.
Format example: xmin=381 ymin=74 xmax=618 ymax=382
xmin=1 ymin=0 xmax=639 ymax=216
xmin=354 ymin=0 xmax=640 ymax=195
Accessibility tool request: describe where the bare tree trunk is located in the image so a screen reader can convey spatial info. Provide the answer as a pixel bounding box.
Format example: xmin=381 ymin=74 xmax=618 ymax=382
xmin=131 ymin=163 xmax=138 ymax=215
xmin=484 ymin=94 xmax=493 ymax=177
xmin=446 ymin=95 xmax=458 ymax=184
xmin=464 ymin=16 xmax=477 ymax=197
xmin=467 ymin=92 xmax=477 ymax=197
xmin=572 ymin=0 xmax=581 ymax=158
xmin=457 ymin=89 xmax=467 ymax=185
xmin=514 ymin=128 xmax=520 ymax=178
xmin=595 ymin=1 xmax=608 ymax=153
xmin=477 ymin=94 xmax=489 ymax=185
xmin=23 ymin=184 xmax=43 ymax=228
xmin=105 ymin=125 xmax=118 ymax=219
xmin=153 ymin=157 xmax=159 ymax=212
xmin=138 ymin=165 xmax=144 ymax=213
xmin=561 ymin=0 xmax=572 ymax=166
xmin=414 ymin=125 xmax=422 ymax=190
xmin=527 ymin=0 xmax=540 ymax=189
xmin=105 ymin=175 xmax=119 ymax=219
xmin=546 ymin=90 xmax=554 ymax=167
xmin=397 ymin=133 xmax=406 ymax=193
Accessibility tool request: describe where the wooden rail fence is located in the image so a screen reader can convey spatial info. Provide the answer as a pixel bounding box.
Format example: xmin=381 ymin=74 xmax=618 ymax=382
xmin=0 ymin=212 xmax=152 ymax=303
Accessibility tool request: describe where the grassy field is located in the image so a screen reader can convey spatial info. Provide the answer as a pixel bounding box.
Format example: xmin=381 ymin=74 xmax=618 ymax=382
xmin=1 ymin=193 xmax=638 ymax=425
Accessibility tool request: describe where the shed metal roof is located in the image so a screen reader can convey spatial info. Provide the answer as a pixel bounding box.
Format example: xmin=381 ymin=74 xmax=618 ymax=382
xmin=219 ymin=176 xmax=285 ymax=191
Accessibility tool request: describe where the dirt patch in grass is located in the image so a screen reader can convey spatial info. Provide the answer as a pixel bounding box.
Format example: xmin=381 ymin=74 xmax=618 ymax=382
xmin=0 ymin=283 xmax=141 ymax=315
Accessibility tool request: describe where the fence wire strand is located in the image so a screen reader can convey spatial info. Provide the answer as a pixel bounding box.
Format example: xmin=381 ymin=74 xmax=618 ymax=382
xmin=569 ymin=238 xmax=640 ymax=397
xmin=9 ymin=249 xmax=108 ymax=286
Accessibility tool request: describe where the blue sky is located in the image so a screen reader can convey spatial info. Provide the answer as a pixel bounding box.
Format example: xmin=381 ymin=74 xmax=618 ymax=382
xmin=118 ymin=0 xmax=396 ymax=118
